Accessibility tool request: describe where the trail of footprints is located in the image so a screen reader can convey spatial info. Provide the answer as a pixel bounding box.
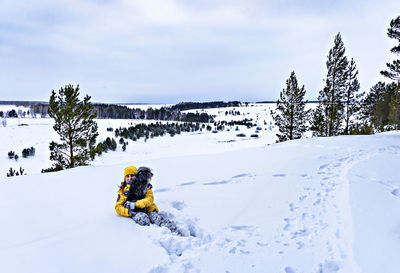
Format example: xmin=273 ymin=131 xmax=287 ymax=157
xmin=151 ymin=173 xmax=261 ymax=272
xmin=152 ymin=146 xmax=400 ymax=272
xmin=276 ymin=148 xmax=398 ymax=272
xmin=272 ymin=152 xmax=361 ymax=273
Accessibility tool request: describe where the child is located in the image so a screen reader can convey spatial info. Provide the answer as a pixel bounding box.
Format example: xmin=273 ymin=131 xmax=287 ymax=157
xmin=115 ymin=166 xmax=183 ymax=235
xmin=115 ymin=166 xmax=158 ymax=219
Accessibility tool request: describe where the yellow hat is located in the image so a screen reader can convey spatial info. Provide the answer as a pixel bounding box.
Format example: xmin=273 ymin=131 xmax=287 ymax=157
xmin=124 ymin=166 xmax=137 ymax=179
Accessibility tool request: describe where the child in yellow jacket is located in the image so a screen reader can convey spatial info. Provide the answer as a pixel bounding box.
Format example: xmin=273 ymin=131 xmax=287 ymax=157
xmin=115 ymin=166 xmax=183 ymax=235
xmin=115 ymin=166 xmax=158 ymax=217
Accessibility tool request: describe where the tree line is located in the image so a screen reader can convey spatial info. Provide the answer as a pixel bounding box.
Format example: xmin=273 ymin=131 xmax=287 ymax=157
xmin=169 ymin=101 xmax=241 ymax=111
xmin=0 ymin=101 xmax=214 ymax=123
xmin=18 ymin=15 xmax=400 ymax=175
xmin=272 ymin=15 xmax=400 ymax=142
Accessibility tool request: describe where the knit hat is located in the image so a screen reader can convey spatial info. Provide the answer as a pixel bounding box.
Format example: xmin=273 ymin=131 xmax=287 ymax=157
xmin=124 ymin=166 xmax=137 ymax=179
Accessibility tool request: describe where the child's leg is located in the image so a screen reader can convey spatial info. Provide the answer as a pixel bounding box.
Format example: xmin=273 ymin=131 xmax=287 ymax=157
xmin=132 ymin=212 xmax=151 ymax=226
xmin=148 ymin=211 xmax=183 ymax=236
xmin=148 ymin=211 xmax=163 ymax=226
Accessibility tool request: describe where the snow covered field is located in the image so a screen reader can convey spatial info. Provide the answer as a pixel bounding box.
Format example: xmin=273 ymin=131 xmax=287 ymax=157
xmin=1 ymin=105 xmax=400 ymax=273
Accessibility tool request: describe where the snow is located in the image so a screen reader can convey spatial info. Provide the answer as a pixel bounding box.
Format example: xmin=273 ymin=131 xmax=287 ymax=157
xmin=1 ymin=105 xmax=400 ymax=273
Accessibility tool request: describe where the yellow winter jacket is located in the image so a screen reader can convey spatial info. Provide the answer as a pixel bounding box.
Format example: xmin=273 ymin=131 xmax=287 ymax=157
xmin=115 ymin=183 xmax=159 ymax=217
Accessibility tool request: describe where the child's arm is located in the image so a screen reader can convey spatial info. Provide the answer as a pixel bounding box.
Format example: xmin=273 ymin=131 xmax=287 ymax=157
xmin=135 ymin=188 xmax=154 ymax=209
xmin=115 ymin=190 xmax=131 ymax=217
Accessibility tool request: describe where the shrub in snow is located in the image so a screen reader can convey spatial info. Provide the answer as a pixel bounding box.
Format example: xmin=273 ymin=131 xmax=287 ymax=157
xmin=122 ymin=142 xmax=128 ymax=151
xmin=111 ymin=138 xmax=117 ymax=151
xmin=8 ymin=109 xmax=18 ymax=118
xmin=6 ymin=167 xmax=26 ymax=177
xmin=41 ymin=165 xmax=63 ymax=173
xmin=236 ymin=133 xmax=246 ymax=137
xmin=22 ymin=147 xmax=36 ymax=158
xmin=104 ymin=137 xmax=117 ymax=151
xmin=251 ymin=134 xmax=259 ymax=138
xmin=14 ymin=154 xmax=19 ymax=161
xmin=168 ymin=129 xmax=176 ymax=137
xmin=8 ymin=151 xmax=15 ymax=159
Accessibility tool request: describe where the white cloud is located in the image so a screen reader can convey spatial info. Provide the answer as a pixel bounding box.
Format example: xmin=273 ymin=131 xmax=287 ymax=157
xmin=0 ymin=0 xmax=399 ymax=102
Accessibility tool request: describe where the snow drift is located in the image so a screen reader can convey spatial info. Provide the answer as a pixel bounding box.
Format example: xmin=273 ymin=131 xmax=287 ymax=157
xmin=1 ymin=132 xmax=400 ymax=273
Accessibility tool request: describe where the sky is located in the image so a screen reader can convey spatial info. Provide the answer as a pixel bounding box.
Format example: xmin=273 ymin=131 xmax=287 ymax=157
xmin=0 ymin=0 xmax=399 ymax=104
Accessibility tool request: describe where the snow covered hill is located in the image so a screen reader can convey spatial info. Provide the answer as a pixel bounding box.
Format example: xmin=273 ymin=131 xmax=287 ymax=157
xmin=1 ymin=130 xmax=400 ymax=273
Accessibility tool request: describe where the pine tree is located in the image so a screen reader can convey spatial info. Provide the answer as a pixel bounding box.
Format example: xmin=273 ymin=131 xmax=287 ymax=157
xmin=48 ymin=84 xmax=98 ymax=169
xmin=381 ymin=16 xmax=400 ymax=82
xmin=343 ymin=58 xmax=361 ymax=134
xmin=360 ymin=82 xmax=400 ymax=131
xmin=312 ymin=33 xmax=349 ymax=136
xmin=271 ymin=71 xmax=309 ymax=142
xmin=360 ymin=82 xmax=386 ymax=126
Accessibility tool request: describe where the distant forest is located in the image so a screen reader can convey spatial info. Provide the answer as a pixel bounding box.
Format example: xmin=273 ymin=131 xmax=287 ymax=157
xmin=0 ymin=100 xmax=243 ymax=123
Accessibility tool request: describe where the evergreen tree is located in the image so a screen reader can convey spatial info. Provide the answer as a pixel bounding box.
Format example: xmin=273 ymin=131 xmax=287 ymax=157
xmin=272 ymin=71 xmax=309 ymax=142
xmin=360 ymin=82 xmax=400 ymax=131
xmin=343 ymin=58 xmax=361 ymax=134
xmin=381 ymin=16 xmax=400 ymax=82
xmin=312 ymin=33 xmax=349 ymax=136
xmin=48 ymin=84 xmax=98 ymax=169
xmin=360 ymin=82 xmax=386 ymax=126
xmin=310 ymin=105 xmax=326 ymax=137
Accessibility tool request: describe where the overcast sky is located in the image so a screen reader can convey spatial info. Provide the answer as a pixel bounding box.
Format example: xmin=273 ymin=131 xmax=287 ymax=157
xmin=0 ymin=0 xmax=399 ymax=104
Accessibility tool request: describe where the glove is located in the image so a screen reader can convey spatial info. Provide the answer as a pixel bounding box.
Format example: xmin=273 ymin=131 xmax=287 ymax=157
xmin=124 ymin=201 xmax=136 ymax=210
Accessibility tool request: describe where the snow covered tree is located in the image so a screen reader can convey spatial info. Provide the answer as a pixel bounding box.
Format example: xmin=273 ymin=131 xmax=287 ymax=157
xmin=312 ymin=33 xmax=349 ymax=137
xmin=381 ymin=16 xmax=400 ymax=82
xmin=343 ymin=58 xmax=361 ymax=134
xmin=271 ymin=71 xmax=309 ymax=142
xmin=48 ymin=84 xmax=98 ymax=169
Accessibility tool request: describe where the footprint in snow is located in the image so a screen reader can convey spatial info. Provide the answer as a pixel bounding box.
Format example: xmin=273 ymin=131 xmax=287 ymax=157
xmin=285 ymin=267 xmax=296 ymax=273
xmin=283 ymin=218 xmax=291 ymax=231
xmin=299 ymin=195 xmax=307 ymax=201
xmin=319 ymin=164 xmax=329 ymax=170
xmin=256 ymin=242 xmax=268 ymax=247
xmin=229 ymin=225 xmax=257 ymax=236
xmin=296 ymin=241 xmax=305 ymax=249
xmin=154 ymin=188 xmax=170 ymax=193
xmin=391 ymin=188 xmax=400 ymax=197
xmin=171 ymin=201 xmax=186 ymax=211
xmin=203 ymin=180 xmax=229 ymax=186
xmin=289 ymin=203 xmax=298 ymax=211
xmin=290 ymin=228 xmax=309 ymax=239
xmin=232 ymin=173 xmax=250 ymax=179
xmin=179 ymin=181 xmax=196 ymax=187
